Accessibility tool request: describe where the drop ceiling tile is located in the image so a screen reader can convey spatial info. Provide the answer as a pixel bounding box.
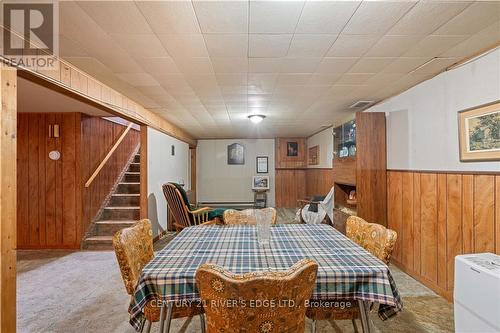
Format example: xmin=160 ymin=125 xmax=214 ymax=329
xmin=115 ymin=73 xmax=159 ymax=87
xmin=337 ymin=73 xmax=375 ymax=85
xmin=135 ymin=1 xmax=200 ymax=34
xmin=94 ymin=49 xmax=144 ymax=74
xmin=157 ymin=34 xmax=209 ymax=58
xmin=76 ymin=1 xmax=152 ymax=34
xmin=363 ymin=73 xmax=405 ymax=88
xmin=248 ymin=73 xmax=279 ymax=92
xmin=248 ymin=58 xmax=282 ymax=73
xmin=249 ymin=34 xmax=293 ymax=58
xmin=441 ymin=21 xmax=500 ymax=57
xmin=204 ymin=34 xmax=248 ymax=57
xmin=365 ymin=35 xmax=425 ymax=57
xmin=403 ymin=35 xmax=469 ymax=57
xmin=138 ymin=57 xmax=180 ymax=75
xmin=216 ymin=74 xmax=248 ymax=86
xmin=287 ymin=34 xmax=337 ymax=57
xmin=193 ymin=1 xmax=248 ymax=33
xmin=175 ymin=57 xmax=215 ymax=74
xmin=295 ymin=1 xmax=360 ymax=34
xmin=308 ymin=73 xmax=342 ymax=85
xmin=434 ymin=1 xmax=500 ymax=35
xmin=348 ymin=57 xmax=394 ymax=74
xmin=411 ymin=57 xmax=460 ymax=75
xmin=211 ymin=57 xmax=248 ymax=73
xmin=110 ymin=34 xmax=168 ymax=59
xmin=59 ymin=35 xmax=88 ymax=57
xmin=280 ymin=58 xmax=322 ymax=73
xmin=382 ymin=57 xmax=432 ymax=74
xmin=277 ymin=73 xmax=312 ymax=85
xmin=249 ymin=1 xmax=305 ymax=33
xmin=343 ymin=1 xmax=417 ymax=35
xmin=388 ymin=1 xmax=472 ymax=35
xmin=316 ymin=57 xmax=359 ymax=74
xmin=326 ymin=35 xmax=380 ymax=57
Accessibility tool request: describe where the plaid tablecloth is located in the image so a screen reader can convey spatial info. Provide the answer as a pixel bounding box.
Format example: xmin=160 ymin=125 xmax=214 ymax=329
xmin=129 ymin=224 xmax=403 ymax=330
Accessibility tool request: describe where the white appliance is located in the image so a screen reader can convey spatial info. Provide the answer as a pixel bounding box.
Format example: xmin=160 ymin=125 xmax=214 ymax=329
xmin=454 ymin=253 xmax=500 ymax=332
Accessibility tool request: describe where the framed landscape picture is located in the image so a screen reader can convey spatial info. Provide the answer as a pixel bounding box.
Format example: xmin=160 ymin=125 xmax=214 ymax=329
xmin=252 ymin=176 xmax=270 ymax=190
xmin=227 ymin=143 xmax=245 ymax=165
xmin=458 ymin=101 xmax=500 ymax=162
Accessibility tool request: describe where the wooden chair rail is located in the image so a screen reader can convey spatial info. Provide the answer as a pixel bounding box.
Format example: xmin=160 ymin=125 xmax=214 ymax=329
xmin=85 ymin=122 xmax=133 ymax=188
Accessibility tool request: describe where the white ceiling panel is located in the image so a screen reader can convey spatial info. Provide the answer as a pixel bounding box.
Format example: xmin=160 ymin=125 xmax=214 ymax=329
xmin=326 ymin=35 xmax=380 ymax=57
xmin=193 ymin=1 xmax=248 ymax=33
xmin=287 ymin=34 xmax=337 ymax=58
xmin=249 ymin=1 xmax=305 ymax=33
xmin=56 ymin=0 xmax=500 ymax=138
xmin=204 ymin=34 xmax=248 ymax=57
xmin=343 ymin=1 xmax=417 ymax=35
xmin=295 ymin=1 xmax=360 ymax=34
xmin=249 ymin=34 xmax=292 ymax=58
xmin=136 ymin=1 xmax=200 ymax=34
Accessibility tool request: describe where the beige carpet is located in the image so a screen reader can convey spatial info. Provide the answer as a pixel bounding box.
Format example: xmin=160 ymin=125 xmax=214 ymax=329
xmin=17 ymin=210 xmax=454 ymax=332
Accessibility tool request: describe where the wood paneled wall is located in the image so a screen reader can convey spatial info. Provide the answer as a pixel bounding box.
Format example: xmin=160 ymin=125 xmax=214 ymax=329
xmin=387 ymin=170 xmax=500 ymax=300
xmin=306 ymin=169 xmax=334 ymax=197
xmin=17 ymin=113 xmax=81 ymax=249
xmin=17 ymin=113 xmax=139 ymax=249
xmin=81 ymin=115 xmax=140 ymax=239
xmin=275 ymin=169 xmax=306 ymax=207
xmin=275 ymin=138 xmax=306 ymax=168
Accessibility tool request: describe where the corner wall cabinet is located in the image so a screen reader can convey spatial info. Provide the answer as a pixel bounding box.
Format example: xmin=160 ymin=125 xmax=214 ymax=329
xmin=332 ymin=112 xmax=387 ymax=227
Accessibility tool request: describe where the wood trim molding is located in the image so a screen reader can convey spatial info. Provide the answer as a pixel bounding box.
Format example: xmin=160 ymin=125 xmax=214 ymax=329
xmin=140 ymin=125 xmax=148 ymax=219
xmin=0 ymin=65 xmax=17 ymax=332
xmin=388 ymin=169 xmax=500 ymax=175
xmin=85 ymin=123 xmax=133 ymax=187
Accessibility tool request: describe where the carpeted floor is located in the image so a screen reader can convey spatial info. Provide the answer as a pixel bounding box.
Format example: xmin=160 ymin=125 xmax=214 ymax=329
xmin=17 ymin=209 xmax=454 ymax=333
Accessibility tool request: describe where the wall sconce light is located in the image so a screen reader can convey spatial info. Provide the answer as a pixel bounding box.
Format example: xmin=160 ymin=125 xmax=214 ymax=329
xmin=48 ymin=124 xmax=60 ymax=138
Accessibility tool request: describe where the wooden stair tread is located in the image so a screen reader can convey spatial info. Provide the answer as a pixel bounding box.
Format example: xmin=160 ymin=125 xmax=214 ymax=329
xmin=103 ymin=206 xmax=140 ymax=210
xmin=111 ymin=193 xmax=140 ymax=196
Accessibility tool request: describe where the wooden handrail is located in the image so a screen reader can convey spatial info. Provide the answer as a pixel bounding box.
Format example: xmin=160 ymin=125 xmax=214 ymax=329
xmin=85 ymin=122 xmax=133 ymax=188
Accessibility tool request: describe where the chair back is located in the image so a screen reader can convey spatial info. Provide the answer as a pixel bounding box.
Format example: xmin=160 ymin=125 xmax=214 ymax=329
xmin=196 ymin=259 xmax=318 ymax=333
xmin=112 ymin=219 xmax=154 ymax=295
xmin=162 ymin=183 xmax=191 ymax=229
xmin=346 ymin=216 xmax=397 ymax=264
xmin=223 ymin=207 xmax=277 ymax=225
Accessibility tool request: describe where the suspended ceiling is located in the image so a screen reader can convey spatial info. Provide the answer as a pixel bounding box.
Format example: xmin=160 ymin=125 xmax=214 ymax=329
xmin=56 ymin=0 xmax=500 ymax=138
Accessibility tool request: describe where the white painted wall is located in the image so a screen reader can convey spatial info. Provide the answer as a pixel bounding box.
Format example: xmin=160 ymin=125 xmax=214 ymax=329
xmin=307 ymin=127 xmax=333 ymax=168
xmin=367 ymin=48 xmax=500 ymax=172
xmin=147 ymin=127 xmax=190 ymax=236
xmin=197 ymin=139 xmax=276 ymax=207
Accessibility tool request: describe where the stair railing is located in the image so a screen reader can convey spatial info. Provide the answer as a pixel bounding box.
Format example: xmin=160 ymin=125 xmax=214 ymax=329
xmin=85 ymin=122 xmax=134 ymax=188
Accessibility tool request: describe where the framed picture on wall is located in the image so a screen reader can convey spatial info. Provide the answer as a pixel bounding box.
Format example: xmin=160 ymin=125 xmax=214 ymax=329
xmin=308 ymin=145 xmax=319 ymax=165
xmin=287 ymin=141 xmax=298 ymax=156
xmin=227 ymin=143 xmax=245 ymax=165
xmin=256 ymin=156 xmax=268 ymax=173
xmin=458 ymin=101 xmax=500 ymax=161
xmin=252 ymin=176 xmax=270 ymax=190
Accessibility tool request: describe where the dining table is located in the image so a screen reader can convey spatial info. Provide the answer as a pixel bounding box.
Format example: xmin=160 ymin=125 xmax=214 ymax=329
xmin=129 ymin=224 xmax=403 ymax=333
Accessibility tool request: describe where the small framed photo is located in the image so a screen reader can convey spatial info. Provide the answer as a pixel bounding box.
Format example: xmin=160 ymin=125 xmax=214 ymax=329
xmin=252 ymin=176 xmax=270 ymax=190
xmin=287 ymin=141 xmax=298 ymax=156
xmin=227 ymin=143 xmax=245 ymax=165
xmin=458 ymin=101 xmax=500 ymax=162
xmin=256 ymin=156 xmax=268 ymax=173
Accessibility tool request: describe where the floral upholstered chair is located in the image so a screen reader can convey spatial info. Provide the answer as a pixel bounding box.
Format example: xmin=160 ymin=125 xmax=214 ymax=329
xmin=223 ymin=207 xmax=277 ymax=225
xmin=113 ymin=219 xmax=203 ymax=333
xmin=306 ymin=216 xmax=397 ymax=332
xmin=196 ymin=259 xmax=318 ymax=333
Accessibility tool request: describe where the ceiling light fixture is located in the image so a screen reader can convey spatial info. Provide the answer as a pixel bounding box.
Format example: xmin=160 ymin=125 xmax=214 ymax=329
xmin=248 ymin=114 xmax=266 ymax=124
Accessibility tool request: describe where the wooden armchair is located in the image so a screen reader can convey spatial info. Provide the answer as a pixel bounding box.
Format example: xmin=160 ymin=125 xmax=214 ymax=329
xmin=112 ymin=219 xmax=203 ymax=333
xmin=306 ymin=216 xmax=398 ymax=332
xmin=162 ymin=183 xmax=219 ymax=232
xmin=196 ymin=259 xmax=318 ymax=333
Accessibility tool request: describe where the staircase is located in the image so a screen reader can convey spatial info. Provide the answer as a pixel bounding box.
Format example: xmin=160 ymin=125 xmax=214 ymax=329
xmin=82 ymin=152 xmax=141 ymax=250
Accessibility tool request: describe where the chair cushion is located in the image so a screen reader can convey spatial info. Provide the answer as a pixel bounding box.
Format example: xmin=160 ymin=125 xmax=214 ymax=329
xmin=170 ymin=182 xmax=192 ymax=211
xmin=208 ymin=208 xmax=227 ymax=221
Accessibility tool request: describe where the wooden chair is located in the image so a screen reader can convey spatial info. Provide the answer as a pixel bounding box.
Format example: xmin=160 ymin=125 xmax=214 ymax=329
xmin=113 ymin=219 xmax=203 ymax=333
xmin=306 ymin=216 xmax=398 ymax=333
xmin=196 ymin=259 xmax=318 ymax=333
xmin=162 ymin=183 xmax=218 ymax=232
xmin=223 ymin=207 xmax=277 ymax=225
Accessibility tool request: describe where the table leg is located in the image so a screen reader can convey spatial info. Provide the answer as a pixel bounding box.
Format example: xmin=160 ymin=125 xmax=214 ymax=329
xmin=159 ymin=304 xmax=166 ymax=333
xmin=358 ymin=300 xmax=372 ymax=333
xmin=164 ymin=302 xmax=174 ymax=333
